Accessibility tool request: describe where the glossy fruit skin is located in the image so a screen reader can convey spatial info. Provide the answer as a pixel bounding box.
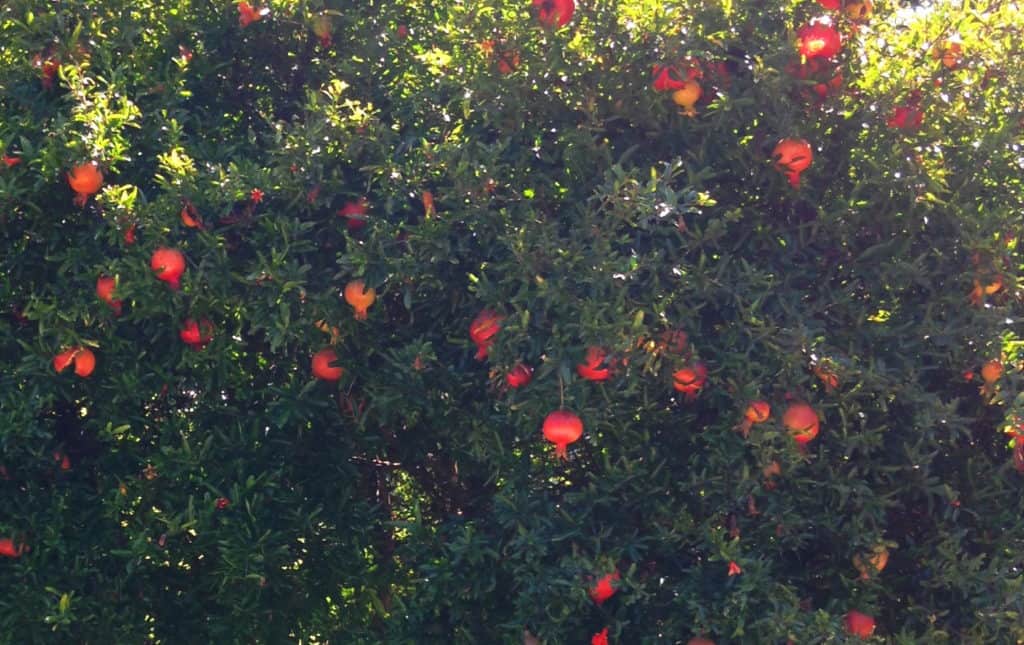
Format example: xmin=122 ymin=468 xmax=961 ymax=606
xmin=783 ymin=402 xmax=820 ymax=444
xmin=67 ymin=162 xmax=103 ymax=206
xmin=844 ymin=610 xmax=876 ymax=638
xmin=311 ymin=348 xmax=344 ymax=381
xmin=591 ymin=627 xmax=609 ymax=645
xmin=577 ymin=346 xmax=612 ymax=381
xmin=816 ymin=0 xmax=841 ymax=8
xmin=469 ymin=309 xmax=504 ymax=360
xmin=533 ymin=0 xmax=575 ymax=28
xmin=542 ymin=410 xmax=583 ymax=459
xmin=344 ymin=280 xmax=377 ymax=320
xmin=96 ymin=276 xmax=122 ymax=315
xmin=772 ymin=138 xmax=813 ymax=188
xmin=506 ymin=363 xmax=533 ymax=389
xmin=588 ymin=571 xmax=619 ymax=604
xmin=150 ymin=248 xmax=186 ymax=290
xmin=796 ymin=24 xmax=842 ymax=60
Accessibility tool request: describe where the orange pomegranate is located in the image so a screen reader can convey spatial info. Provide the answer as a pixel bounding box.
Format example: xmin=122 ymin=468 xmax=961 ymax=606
xmin=577 ymin=346 xmax=613 ymax=382
xmin=933 ymin=41 xmax=962 ymax=69
xmin=844 ymin=610 xmax=876 ymax=639
xmin=542 ymin=410 xmax=583 ymax=459
xmin=53 ymin=346 xmax=96 ymax=377
xmin=981 ymin=359 xmax=1003 ymax=384
xmin=67 ymin=161 xmax=103 ymax=206
xmin=671 ymin=81 xmax=703 ymax=117
xmin=312 ymin=348 xmax=344 ymax=381
xmin=506 ymin=363 xmax=533 ymax=389
xmin=588 ymin=570 xmax=619 ymax=605
xmin=238 ymin=1 xmax=267 ymax=28
xmin=469 ymin=309 xmax=504 ymax=360
xmin=783 ymin=402 xmax=820 ymax=444
xmin=96 ymin=275 xmax=122 ymax=315
xmin=344 ymin=280 xmax=377 ymax=320
xmin=813 ymin=364 xmax=839 ymax=392
xmin=672 ymin=362 xmax=708 ymax=401
xmin=735 ymin=400 xmax=770 ymax=437
xmin=853 ymin=545 xmax=890 ymax=579
xmin=773 ymin=138 xmax=813 ymax=188
xmin=845 ymin=0 xmax=873 ymax=22
xmin=150 ymin=247 xmax=186 ymax=290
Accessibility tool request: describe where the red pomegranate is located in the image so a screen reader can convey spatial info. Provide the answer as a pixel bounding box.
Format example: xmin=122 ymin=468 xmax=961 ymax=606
xmin=588 ymin=571 xmax=619 ymax=604
xmin=783 ymin=402 xmax=820 ymax=444
xmin=772 ymin=138 xmax=813 ymax=188
xmin=0 ymin=538 xmax=27 ymax=558
xmin=338 ymin=198 xmax=369 ymax=232
xmin=844 ymin=610 xmax=876 ymax=639
xmin=96 ymin=275 xmax=122 ymax=315
xmin=312 ymin=348 xmax=344 ymax=381
xmin=591 ymin=627 xmax=609 ymax=645
xmin=469 ymin=309 xmax=504 ymax=360
xmin=506 ymin=363 xmax=533 ymax=389
xmin=542 ymin=410 xmax=583 ymax=459
xmin=180 ymin=318 xmax=214 ymax=349
xmin=577 ymin=346 xmax=613 ymax=381
xmin=797 ymin=23 xmax=842 ymax=60
xmin=67 ymin=161 xmax=103 ymax=206
xmin=533 ymin=0 xmax=575 ymax=28
xmin=150 ymin=247 xmax=186 ymax=290
xmin=735 ymin=400 xmax=770 ymax=437
xmin=53 ymin=346 xmax=96 ymax=377
xmin=672 ymin=362 xmax=708 ymax=401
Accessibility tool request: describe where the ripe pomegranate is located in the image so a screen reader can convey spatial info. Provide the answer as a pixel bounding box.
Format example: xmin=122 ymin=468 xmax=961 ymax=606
xmin=736 ymin=400 xmax=770 ymax=437
xmin=344 ymin=280 xmax=377 ymax=320
xmin=312 ymin=348 xmax=344 ymax=381
xmin=853 ymin=545 xmax=890 ymax=579
xmin=796 ymin=23 xmax=842 ymax=60
xmin=814 ymin=364 xmax=839 ymax=392
xmin=588 ymin=571 xmax=619 ymax=604
xmin=980 ymin=359 xmax=1003 ymax=397
xmin=727 ymin=560 xmax=742 ymax=576
xmin=671 ymin=81 xmax=703 ymax=116
xmin=338 ymin=198 xmax=369 ymax=231
xmin=0 ymin=538 xmax=27 ymax=558
xmin=672 ymin=362 xmax=708 ymax=401
xmin=577 ymin=346 xmax=613 ymax=381
xmin=533 ymin=0 xmax=575 ymax=28
xmin=772 ymin=138 xmax=813 ymax=188
xmin=238 ymin=1 xmax=267 ymax=28
xmin=591 ymin=627 xmax=609 ymax=645
xmin=506 ymin=363 xmax=533 ymax=389
xmin=469 ymin=309 xmax=504 ymax=360
xmin=844 ymin=610 xmax=876 ymax=638
xmin=888 ymin=104 xmax=924 ymax=131
xmin=150 ymin=247 xmax=186 ymax=290
xmin=53 ymin=346 xmax=96 ymax=377
xmin=67 ymin=161 xmax=103 ymax=206
xmin=54 ymin=451 xmax=72 ymax=471
xmin=651 ymin=64 xmax=689 ymax=92
xmin=96 ymin=275 xmax=122 ymax=315
xmin=180 ymin=200 xmax=204 ymax=228
xmin=179 ymin=318 xmax=214 ymax=350
xmin=783 ymin=402 xmax=820 ymax=444
xmin=542 ymin=410 xmax=583 ymax=459
xmin=933 ymin=41 xmax=962 ymax=69
xmin=816 ymin=0 xmax=841 ymax=8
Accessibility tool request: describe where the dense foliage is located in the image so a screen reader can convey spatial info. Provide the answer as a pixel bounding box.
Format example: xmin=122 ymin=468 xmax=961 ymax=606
xmin=1 ymin=0 xmax=1022 ymax=642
